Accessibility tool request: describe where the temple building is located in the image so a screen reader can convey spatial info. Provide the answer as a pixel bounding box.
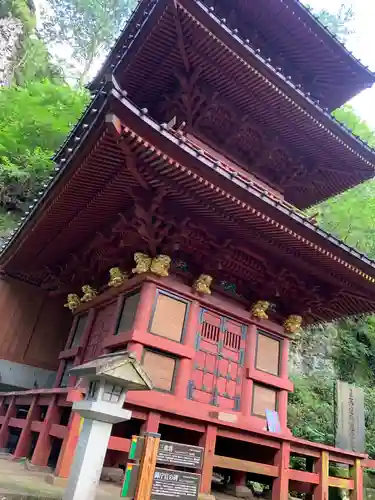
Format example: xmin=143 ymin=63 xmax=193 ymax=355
xmin=0 ymin=0 xmax=374 ymax=498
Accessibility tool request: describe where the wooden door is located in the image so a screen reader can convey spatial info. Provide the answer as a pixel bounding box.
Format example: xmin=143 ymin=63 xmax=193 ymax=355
xmin=188 ymin=308 xmax=246 ymax=411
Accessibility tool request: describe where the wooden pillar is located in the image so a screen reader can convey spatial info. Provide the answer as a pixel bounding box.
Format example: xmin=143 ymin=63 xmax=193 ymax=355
xmin=55 ymin=390 xmax=85 ymax=477
xmin=31 ymin=396 xmax=61 ymax=467
xmin=232 ymin=470 xmax=247 ymax=487
xmin=141 ymin=412 xmax=160 ymax=434
xmin=129 ymin=282 xmax=156 ymax=360
xmin=175 ymin=300 xmax=200 ymax=399
xmin=278 ymin=338 xmax=290 ymax=431
xmin=314 ymin=451 xmax=329 ymax=500
xmin=0 ymin=396 xmax=16 ymax=449
xmin=199 ymin=424 xmax=217 ymax=495
xmin=14 ymin=396 xmax=41 ymax=458
xmin=280 ymin=338 xmax=290 ymax=379
xmin=55 ymin=412 xmax=82 ymax=478
xmin=242 ymin=325 xmax=257 ymax=417
xmin=272 ymin=441 xmax=290 ymax=500
xmin=278 ymin=390 xmax=288 ymax=430
xmin=350 ymin=459 xmax=363 ymax=500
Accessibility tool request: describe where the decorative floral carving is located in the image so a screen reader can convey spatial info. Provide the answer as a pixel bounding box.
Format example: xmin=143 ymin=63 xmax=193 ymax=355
xmin=193 ymin=274 xmax=213 ymax=295
xmin=250 ymin=300 xmax=270 ymax=320
xmin=150 ymin=254 xmax=171 ymax=277
xmin=284 ymin=315 xmax=303 ymax=334
xmin=81 ymin=285 xmax=98 ymax=303
xmin=108 ymin=267 xmax=128 ymax=287
xmin=64 ymin=293 xmax=81 ymax=311
xmin=132 ymin=252 xmax=152 ymax=274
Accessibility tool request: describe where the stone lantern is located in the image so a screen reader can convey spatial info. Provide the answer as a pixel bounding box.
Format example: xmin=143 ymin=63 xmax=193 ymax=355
xmin=62 ymin=351 xmax=153 ymax=500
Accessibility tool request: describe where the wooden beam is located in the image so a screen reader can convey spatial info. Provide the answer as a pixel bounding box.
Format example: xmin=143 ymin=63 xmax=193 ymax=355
xmin=288 ymin=469 xmax=319 ymax=485
xmin=213 ymin=455 xmax=278 ymax=477
xmin=329 ymin=476 xmax=354 ymax=490
xmin=217 ymin=428 xmax=280 ymax=449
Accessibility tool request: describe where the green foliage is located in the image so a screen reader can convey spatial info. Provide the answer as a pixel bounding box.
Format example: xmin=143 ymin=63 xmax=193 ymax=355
xmin=314 ymin=109 xmax=375 ymax=259
xmin=40 ymin=0 xmax=138 ymax=84
xmin=304 ymin=3 xmax=354 ymax=42
xmin=334 ymin=106 xmax=375 ymax=147
xmin=1 ymin=0 xmax=63 ymax=85
xmin=288 ymin=375 xmax=335 ymax=445
xmin=13 ymin=35 xmax=63 ymax=86
xmin=0 ymin=0 xmax=36 ymax=31
xmin=0 ymin=80 xmax=89 ymax=213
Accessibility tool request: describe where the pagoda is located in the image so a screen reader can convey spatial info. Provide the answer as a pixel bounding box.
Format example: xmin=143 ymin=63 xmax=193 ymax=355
xmin=0 ymin=0 xmax=374 ymax=498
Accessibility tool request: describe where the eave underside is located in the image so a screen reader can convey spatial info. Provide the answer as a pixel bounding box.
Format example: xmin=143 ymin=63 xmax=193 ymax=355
xmin=201 ymin=0 xmax=375 ymax=111
xmin=103 ymin=0 xmax=375 ymax=209
xmin=2 ymin=92 xmax=374 ymax=325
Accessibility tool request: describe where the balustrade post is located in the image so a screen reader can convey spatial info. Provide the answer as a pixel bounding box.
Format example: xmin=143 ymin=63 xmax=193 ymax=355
xmin=31 ymin=395 xmax=61 ymax=467
xmin=350 ymin=459 xmax=363 ymax=500
xmin=199 ymin=424 xmax=217 ymax=495
xmin=14 ymin=396 xmax=41 ymax=458
xmin=0 ymin=396 xmax=16 ymax=449
xmin=272 ymin=441 xmax=290 ymax=500
xmin=314 ymin=451 xmax=329 ymax=500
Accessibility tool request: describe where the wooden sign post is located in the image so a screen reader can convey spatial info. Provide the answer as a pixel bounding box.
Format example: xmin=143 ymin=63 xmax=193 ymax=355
xmin=134 ymin=433 xmax=160 ymax=500
xmin=121 ymin=435 xmax=203 ymax=499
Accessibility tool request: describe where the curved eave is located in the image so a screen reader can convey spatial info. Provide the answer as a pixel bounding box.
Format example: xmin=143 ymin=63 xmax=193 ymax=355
xmin=2 ymin=87 xmax=374 ymax=306
xmin=90 ymin=0 xmax=375 ymax=112
xmin=201 ymin=0 xmax=375 ymax=110
xmin=89 ymin=0 xmax=164 ymax=92
xmin=109 ymin=0 xmax=374 ymax=208
xmin=185 ymin=0 xmax=375 ymax=162
xmin=293 ymin=0 xmax=375 ymax=87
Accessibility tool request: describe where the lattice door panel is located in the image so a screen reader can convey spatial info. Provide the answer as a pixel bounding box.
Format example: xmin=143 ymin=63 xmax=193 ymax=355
xmin=83 ymin=302 xmax=117 ymax=362
xmin=188 ymin=308 xmax=246 ymax=410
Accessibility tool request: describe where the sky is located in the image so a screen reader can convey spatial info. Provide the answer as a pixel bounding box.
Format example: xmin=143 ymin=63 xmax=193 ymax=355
xmin=34 ymin=0 xmax=375 ymax=127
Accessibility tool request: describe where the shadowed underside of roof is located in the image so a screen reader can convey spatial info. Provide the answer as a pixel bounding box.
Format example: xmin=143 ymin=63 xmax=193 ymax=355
xmin=0 ymin=84 xmax=374 ymax=324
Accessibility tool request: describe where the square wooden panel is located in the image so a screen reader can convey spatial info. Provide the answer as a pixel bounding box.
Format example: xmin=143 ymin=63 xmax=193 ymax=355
xmin=150 ymin=292 xmax=188 ymax=342
xmin=256 ymin=332 xmax=280 ymax=376
xmin=70 ymin=314 xmax=88 ymax=348
xmin=252 ymin=384 xmax=277 ymax=418
xmin=142 ymin=350 xmax=176 ymax=392
xmin=116 ymin=292 xmax=140 ymax=335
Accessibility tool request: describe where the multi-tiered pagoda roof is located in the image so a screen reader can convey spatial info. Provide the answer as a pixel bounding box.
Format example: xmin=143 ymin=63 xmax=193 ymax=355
xmin=0 ymin=0 xmax=374 ymax=325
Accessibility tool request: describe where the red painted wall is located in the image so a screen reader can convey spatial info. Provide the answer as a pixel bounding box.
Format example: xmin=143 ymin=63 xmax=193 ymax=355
xmin=0 ymin=277 xmax=71 ymax=371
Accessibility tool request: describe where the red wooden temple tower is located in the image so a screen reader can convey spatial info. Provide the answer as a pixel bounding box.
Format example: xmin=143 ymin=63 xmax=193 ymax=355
xmin=0 ymin=0 xmax=374 ymax=498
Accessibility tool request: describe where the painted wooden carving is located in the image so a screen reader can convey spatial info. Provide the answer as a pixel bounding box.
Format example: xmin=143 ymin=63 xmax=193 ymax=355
xmin=250 ymin=301 xmax=269 ymax=320
xmin=283 ymin=315 xmax=302 ymax=334
xmin=193 ymin=274 xmax=213 ymax=295
xmin=81 ymin=285 xmax=98 ymax=303
xmin=64 ymin=293 xmax=81 ymax=311
xmin=108 ymin=267 xmax=127 ymax=287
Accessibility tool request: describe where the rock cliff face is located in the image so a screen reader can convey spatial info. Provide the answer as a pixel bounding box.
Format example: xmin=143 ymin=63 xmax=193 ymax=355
xmin=0 ymin=16 xmax=23 ymax=85
xmin=289 ymin=323 xmax=337 ymax=378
